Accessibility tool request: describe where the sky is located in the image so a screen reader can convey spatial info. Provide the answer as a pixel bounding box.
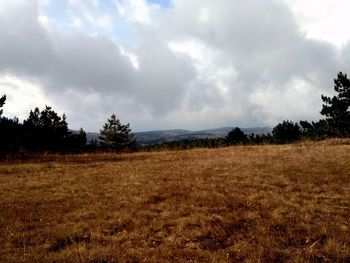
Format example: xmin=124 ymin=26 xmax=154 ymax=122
xmin=1 ymin=0 xmax=350 ymax=132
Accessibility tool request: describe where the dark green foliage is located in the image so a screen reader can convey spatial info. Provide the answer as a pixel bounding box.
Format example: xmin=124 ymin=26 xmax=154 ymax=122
xmin=300 ymin=120 xmax=330 ymax=140
xmin=141 ymin=137 xmax=226 ymax=151
xmin=0 ymin=95 xmax=22 ymax=155
xmin=249 ymin=133 xmax=273 ymax=144
xmin=272 ymin=120 xmax=301 ymax=144
xmin=141 ymin=132 xmax=275 ymax=151
xmin=0 ymin=116 xmax=22 ymax=155
xmin=76 ymin=128 xmax=87 ymax=145
xmin=299 ymin=120 xmax=315 ymax=139
xmin=226 ymin=127 xmax=248 ymax=145
xmin=0 ymin=95 xmax=5 ymax=116
xmin=99 ymin=114 xmax=135 ymax=152
xmin=0 ymin=97 xmax=88 ymax=156
xmin=22 ymin=106 xmax=88 ymax=152
xmin=320 ymin=72 xmax=350 ymax=137
xmin=67 ymin=128 xmax=88 ymax=152
xmin=87 ymin=139 xmax=99 ymax=150
xmin=23 ymin=106 xmax=70 ymax=151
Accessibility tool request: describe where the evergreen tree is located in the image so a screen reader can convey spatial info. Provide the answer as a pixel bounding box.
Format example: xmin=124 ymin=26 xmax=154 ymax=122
xmin=320 ymin=72 xmax=350 ymax=137
xmin=272 ymin=120 xmax=301 ymax=144
xmin=0 ymin=117 xmax=22 ymax=155
xmin=66 ymin=128 xmax=87 ymax=152
xmin=99 ymin=114 xmax=134 ymax=152
xmin=0 ymin=95 xmax=23 ymax=155
xmin=23 ymin=106 xmax=70 ymax=151
xmin=226 ymin=127 xmax=248 ymax=145
xmin=300 ymin=120 xmax=330 ymax=140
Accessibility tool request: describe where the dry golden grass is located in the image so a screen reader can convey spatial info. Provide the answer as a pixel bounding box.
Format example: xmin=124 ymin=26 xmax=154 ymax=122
xmin=0 ymin=139 xmax=349 ymax=262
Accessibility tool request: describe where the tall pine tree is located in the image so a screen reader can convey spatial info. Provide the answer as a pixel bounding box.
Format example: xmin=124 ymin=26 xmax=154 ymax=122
xmin=99 ymin=114 xmax=134 ymax=152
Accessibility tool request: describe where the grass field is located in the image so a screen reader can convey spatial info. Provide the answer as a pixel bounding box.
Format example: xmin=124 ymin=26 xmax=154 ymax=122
xmin=0 ymin=140 xmax=349 ymax=262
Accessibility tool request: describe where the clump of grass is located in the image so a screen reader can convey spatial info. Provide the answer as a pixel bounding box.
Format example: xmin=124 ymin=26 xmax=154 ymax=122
xmin=0 ymin=139 xmax=349 ymax=262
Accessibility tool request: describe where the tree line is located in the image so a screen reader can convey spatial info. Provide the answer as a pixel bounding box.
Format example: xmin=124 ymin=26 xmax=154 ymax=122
xmin=0 ymin=101 xmax=137 ymax=156
xmin=0 ymin=103 xmax=87 ymax=156
xmin=0 ymin=72 xmax=349 ymax=156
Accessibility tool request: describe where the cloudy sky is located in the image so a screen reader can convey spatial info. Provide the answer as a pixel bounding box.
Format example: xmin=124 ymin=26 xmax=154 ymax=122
xmin=1 ymin=0 xmax=350 ymax=132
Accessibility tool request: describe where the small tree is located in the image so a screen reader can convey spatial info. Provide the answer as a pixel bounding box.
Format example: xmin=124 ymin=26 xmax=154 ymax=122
xmin=272 ymin=120 xmax=301 ymax=144
xmin=320 ymin=72 xmax=350 ymax=137
xmin=99 ymin=114 xmax=134 ymax=152
xmin=226 ymin=127 xmax=248 ymax=145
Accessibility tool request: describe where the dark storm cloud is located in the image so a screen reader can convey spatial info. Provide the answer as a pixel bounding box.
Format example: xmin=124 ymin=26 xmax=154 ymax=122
xmin=0 ymin=1 xmax=196 ymax=127
xmin=0 ymin=1 xmax=54 ymax=77
xmin=134 ymin=34 xmax=196 ymax=114
xmin=161 ymin=0 xmax=338 ymax=89
xmin=0 ymin=1 xmax=135 ymax=92
xmin=152 ymin=0 xmax=343 ymax=124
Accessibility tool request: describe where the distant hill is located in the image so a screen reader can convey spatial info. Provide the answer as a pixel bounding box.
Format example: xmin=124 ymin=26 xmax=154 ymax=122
xmin=84 ymin=127 xmax=272 ymax=145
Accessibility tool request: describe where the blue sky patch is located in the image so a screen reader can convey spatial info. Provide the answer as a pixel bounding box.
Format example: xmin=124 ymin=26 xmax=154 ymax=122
xmin=39 ymin=0 xmax=68 ymax=23
xmin=147 ymin=0 xmax=172 ymax=8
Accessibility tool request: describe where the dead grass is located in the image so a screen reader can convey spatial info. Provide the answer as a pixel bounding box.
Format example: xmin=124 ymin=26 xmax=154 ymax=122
xmin=0 ymin=139 xmax=349 ymax=262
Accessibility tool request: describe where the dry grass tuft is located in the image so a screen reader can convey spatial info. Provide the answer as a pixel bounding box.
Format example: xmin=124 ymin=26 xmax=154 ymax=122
xmin=1 ymin=139 xmax=349 ymax=262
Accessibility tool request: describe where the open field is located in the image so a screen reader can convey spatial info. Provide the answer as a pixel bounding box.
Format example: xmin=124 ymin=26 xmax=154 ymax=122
xmin=0 ymin=140 xmax=350 ymax=262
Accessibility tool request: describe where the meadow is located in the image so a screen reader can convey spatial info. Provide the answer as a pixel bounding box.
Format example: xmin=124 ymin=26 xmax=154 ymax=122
xmin=0 ymin=140 xmax=349 ymax=262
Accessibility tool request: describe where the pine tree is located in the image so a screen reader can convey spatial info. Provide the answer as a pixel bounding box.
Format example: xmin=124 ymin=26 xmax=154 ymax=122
xmin=272 ymin=120 xmax=301 ymax=144
xmin=320 ymin=72 xmax=350 ymax=137
xmin=23 ymin=106 xmax=70 ymax=151
xmin=99 ymin=114 xmax=134 ymax=152
xmin=226 ymin=127 xmax=248 ymax=145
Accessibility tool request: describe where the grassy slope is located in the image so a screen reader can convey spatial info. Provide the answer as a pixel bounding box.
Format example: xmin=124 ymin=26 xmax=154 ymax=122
xmin=0 ymin=140 xmax=349 ymax=262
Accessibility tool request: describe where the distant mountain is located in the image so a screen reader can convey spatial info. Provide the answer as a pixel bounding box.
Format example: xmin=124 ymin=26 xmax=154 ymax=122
xmin=83 ymin=127 xmax=272 ymax=145
xmin=85 ymin=132 xmax=99 ymax=143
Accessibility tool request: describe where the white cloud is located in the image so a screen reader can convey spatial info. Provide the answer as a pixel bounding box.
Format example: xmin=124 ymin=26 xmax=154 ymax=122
xmin=70 ymin=15 xmax=83 ymax=28
xmin=169 ymin=39 xmax=237 ymax=106
xmin=0 ymin=75 xmax=55 ymax=121
xmin=90 ymin=0 xmax=99 ymax=7
xmin=250 ymin=78 xmax=321 ymax=125
xmin=38 ymin=0 xmax=50 ymax=6
xmin=168 ymin=40 xmax=209 ymax=61
xmin=286 ymin=0 xmax=350 ymax=47
xmin=96 ymin=14 xmax=113 ymax=30
xmin=37 ymin=15 xmax=49 ymax=28
xmin=120 ymin=48 xmax=140 ymax=70
xmin=68 ymin=0 xmax=81 ymax=6
xmin=198 ymin=7 xmax=211 ymax=24
xmin=116 ymin=0 xmax=158 ymax=24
